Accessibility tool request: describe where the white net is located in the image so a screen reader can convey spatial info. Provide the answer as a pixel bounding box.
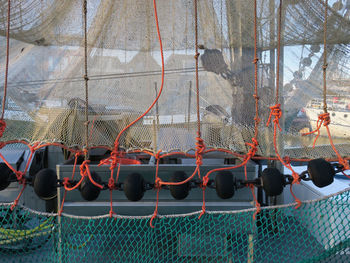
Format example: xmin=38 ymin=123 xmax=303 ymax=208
xmin=0 ymin=0 xmax=349 ymax=159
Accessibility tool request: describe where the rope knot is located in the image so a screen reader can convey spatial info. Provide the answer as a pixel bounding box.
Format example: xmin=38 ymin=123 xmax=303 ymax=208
xmin=291 ymin=171 xmax=300 ymax=185
xmin=99 ymin=149 xmax=123 ymax=170
xmin=245 ymin=138 xmax=259 ymax=159
xmin=62 ymin=177 xmax=70 ymax=187
xmin=29 ymin=142 xmax=40 ymax=153
xmin=339 ymin=159 xmax=350 ymax=171
xmin=252 ymin=57 xmax=259 ymax=64
xmin=319 ymin=112 xmax=330 ymax=126
xmin=266 ymin=104 xmax=282 ymax=131
xmin=202 ymin=176 xmax=209 ymax=189
xmin=155 ymin=150 xmax=162 ymax=160
xmin=109 ymin=150 xmax=119 ymax=170
xmin=322 ymin=63 xmax=328 ymax=70
xmin=83 ymin=75 xmax=89 ymax=81
xmin=254 ymin=116 xmax=261 ymax=125
xmin=302 ymin=112 xmax=330 ymax=148
xmin=194 ymin=52 xmax=200 ymax=59
xmin=80 ymin=160 xmax=90 ymax=177
xmin=0 ymin=120 xmax=6 ymax=137
xmin=108 ymin=177 xmax=115 ymax=190
xmin=195 ymin=135 xmax=206 ymax=166
xmin=283 ymin=156 xmax=291 ymax=164
xmin=154 ymin=177 xmax=162 ymax=189
xmin=15 ymin=171 xmax=25 ymax=183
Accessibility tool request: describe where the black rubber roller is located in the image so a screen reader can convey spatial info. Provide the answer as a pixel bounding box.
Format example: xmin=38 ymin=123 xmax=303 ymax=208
xmin=169 ymin=171 xmax=190 ymax=200
xmin=261 ymin=168 xmax=285 ymax=196
xmin=79 ymin=171 xmax=102 ymax=201
xmin=215 ymin=171 xmax=235 ymax=199
xmin=0 ymin=163 xmax=13 ymax=191
xmin=33 ymin=169 xmax=57 ymax=200
xmin=307 ymin=158 xmax=334 ymax=188
xmin=123 ymin=173 xmax=145 ymax=201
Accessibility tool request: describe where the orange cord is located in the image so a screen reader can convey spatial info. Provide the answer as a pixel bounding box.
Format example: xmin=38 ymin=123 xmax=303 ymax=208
xmin=59 ymin=152 xmax=81 ymax=215
xmin=10 ymin=143 xmax=38 ymax=210
xmin=111 ymin=0 xmax=165 ymax=152
xmin=265 ymin=0 xmax=302 ymax=208
xmin=150 ymin=157 xmax=161 ymax=228
xmin=107 ymin=162 xmax=121 ymax=217
xmin=302 ymin=113 xmax=330 ymax=148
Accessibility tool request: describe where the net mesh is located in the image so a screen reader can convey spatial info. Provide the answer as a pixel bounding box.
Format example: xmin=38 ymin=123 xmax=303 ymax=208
xmin=1 ymin=188 xmax=349 ymax=263
xmin=0 ymin=1 xmax=349 ymax=262
xmin=0 ymin=0 xmax=348 ymax=159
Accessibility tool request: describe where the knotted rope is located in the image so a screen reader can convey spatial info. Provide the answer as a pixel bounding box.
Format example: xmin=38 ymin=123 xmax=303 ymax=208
xmin=302 ymin=112 xmax=330 ymax=148
xmin=266 ymin=104 xmax=282 ymax=131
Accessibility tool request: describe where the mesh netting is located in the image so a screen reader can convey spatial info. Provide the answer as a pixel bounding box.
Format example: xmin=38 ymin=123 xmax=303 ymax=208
xmin=0 ymin=0 xmax=348 ymax=159
xmin=0 ymin=1 xmax=349 ymax=261
xmin=1 ymin=188 xmax=349 ymax=263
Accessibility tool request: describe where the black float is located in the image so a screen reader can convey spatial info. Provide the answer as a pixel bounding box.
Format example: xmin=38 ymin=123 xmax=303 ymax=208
xmin=261 ymin=168 xmax=285 ymax=196
xmin=169 ymin=171 xmax=190 ymax=200
xmin=123 ymin=173 xmax=145 ymax=201
xmin=215 ymin=171 xmax=235 ymax=199
xmin=307 ymin=158 xmax=335 ymax=188
xmin=0 ymin=163 xmax=13 ymax=191
xmin=79 ymin=171 xmax=102 ymax=201
xmin=33 ymin=168 xmax=57 ymax=200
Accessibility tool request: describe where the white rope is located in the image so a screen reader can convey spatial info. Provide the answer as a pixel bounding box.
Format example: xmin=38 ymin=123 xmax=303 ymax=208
xmin=1 ymin=187 xmax=349 ymax=220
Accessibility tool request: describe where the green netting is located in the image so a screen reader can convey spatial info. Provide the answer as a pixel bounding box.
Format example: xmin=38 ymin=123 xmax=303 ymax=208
xmin=1 ymin=188 xmax=349 ymax=263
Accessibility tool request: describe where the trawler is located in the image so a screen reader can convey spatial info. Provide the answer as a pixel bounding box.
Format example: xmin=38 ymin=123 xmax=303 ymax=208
xmin=304 ymin=96 xmax=350 ymax=138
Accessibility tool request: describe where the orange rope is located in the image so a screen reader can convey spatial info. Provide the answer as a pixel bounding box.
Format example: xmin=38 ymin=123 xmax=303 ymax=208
xmin=108 ymin=163 xmax=120 ymax=218
xmin=150 ymin=156 xmax=161 ymax=228
xmin=59 ymin=152 xmax=81 ymax=215
xmin=10 ymin=143 xmax=38 ymax=210
xmin=301 ymin=112 xmax=330 ymax=148
xmin=81 ymin=160 xmax=103 ymax=189
xmin=111 ymin=0 xmax=165 ymax=152
xmin=341 ymin=171 xmax=350 ymax=179
xmin=325 ymin=126 xmax=349 ymax=170
xmin=198 ymin=176 xmax=209 ymax=219
xmin=265 ymin=0 xmax=301 ymax=207
xmin=151 ymin=0 xmax=206 ymax=224
xmin=267 ymin=105 xmax=302 ymax=207
xmin=245 ymin=165 xmax=261 ymax=219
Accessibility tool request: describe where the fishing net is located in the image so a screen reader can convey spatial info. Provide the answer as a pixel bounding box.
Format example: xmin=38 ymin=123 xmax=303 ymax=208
xmin=0 ymin=0 xmax=349 ymax=262
xmin=1 ymin=188 xmax=350 ymax=263
xmin=0 ymin=0 xmax=348 ymax=158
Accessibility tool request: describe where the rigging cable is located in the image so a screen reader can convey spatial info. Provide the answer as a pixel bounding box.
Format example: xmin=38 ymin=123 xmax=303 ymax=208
xmin=83 ymin=0 xmax=89 ymax=160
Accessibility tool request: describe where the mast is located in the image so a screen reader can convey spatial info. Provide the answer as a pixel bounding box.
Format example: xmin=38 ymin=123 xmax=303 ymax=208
xmin=225 ymin=0 xmax=255 ymax=126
